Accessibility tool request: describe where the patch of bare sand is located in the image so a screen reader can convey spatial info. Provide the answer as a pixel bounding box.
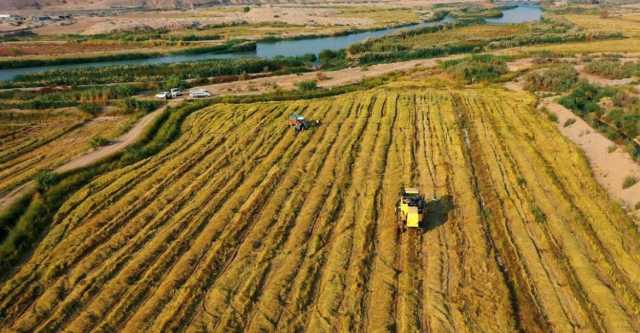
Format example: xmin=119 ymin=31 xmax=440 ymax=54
xmin=543 ymin=100 xmax=640 ymax=214
xmin=506 ymin=58 xmax=534 ymax=72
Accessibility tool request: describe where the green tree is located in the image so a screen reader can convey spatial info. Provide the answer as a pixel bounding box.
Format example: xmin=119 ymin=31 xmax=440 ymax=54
xmin=164 ymin=75 xmax=183 ymax=90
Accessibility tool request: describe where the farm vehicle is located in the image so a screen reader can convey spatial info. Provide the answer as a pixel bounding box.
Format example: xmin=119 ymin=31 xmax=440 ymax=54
xmin=288 ymin=114 xmax=321 ymax=133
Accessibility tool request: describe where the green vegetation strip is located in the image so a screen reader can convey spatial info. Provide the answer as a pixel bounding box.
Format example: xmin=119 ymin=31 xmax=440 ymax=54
xmin=2 ymin=56 xmax=316 ymax=88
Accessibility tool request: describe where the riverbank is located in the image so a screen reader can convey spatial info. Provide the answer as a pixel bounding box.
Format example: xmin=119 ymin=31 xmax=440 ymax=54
xmin=0 ymin=4 xmax=543 ymax=81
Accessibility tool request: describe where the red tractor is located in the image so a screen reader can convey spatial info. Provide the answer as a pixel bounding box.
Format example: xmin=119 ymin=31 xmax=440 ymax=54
xmin=288 ymin=114 xmax=320 ymax=133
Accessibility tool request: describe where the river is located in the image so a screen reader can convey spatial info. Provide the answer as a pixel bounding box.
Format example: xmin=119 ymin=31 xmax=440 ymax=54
xmin=0 ymin=5 xmax=542 ymax=81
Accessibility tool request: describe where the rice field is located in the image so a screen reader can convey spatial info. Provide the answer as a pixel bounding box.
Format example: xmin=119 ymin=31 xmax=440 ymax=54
xmin=357 ymin=24 xmax=531 ymax=53
xmin=0 ymin=82 xmax=639 ymax=332
xmin=510 ymin=38 xmax=640 ymax=56
xmin=0 ymin=108 xmax=132 ymax=197
xmin=560 ymin=14 xmax=640 ymax=37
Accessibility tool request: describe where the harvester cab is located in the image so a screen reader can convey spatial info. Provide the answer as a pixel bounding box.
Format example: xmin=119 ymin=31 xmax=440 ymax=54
xmin=397 ymin=187 xmax=425 ymax=231
xmin=288 ymin=114 xmax=320 ymax=133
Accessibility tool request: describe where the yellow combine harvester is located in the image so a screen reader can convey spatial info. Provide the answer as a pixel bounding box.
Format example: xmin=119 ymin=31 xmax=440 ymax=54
xmin=397 ymin=187 xmax=425 ymax=231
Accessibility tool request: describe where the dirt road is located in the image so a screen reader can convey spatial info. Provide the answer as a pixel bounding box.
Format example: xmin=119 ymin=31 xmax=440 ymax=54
xmin=0 ymin=104 xmax=170 ymax=212
xmin=56 ymin=104 xmax=169 ymax=173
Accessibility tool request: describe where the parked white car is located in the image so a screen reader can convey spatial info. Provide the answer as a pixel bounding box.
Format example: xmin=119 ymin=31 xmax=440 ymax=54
xmin=189 ymin=89 xmax=211 ymax=98
xmin=170 ymin=88 xmax=183 ymax=97
xmin=155 ymin=91 xmax=172 ymax=99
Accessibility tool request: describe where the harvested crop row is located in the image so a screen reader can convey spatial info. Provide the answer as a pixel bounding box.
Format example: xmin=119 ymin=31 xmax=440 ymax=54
xmin=1 ymin=83 xmax=639 ymax=332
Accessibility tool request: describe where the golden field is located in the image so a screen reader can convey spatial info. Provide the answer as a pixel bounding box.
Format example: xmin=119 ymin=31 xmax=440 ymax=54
xmin=0 ymin=82 xmax=639 ymax=332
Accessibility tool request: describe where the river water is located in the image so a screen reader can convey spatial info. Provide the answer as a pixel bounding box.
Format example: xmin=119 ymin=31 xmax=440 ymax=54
xmin=0 ymin=5 xmax=542 ymax=81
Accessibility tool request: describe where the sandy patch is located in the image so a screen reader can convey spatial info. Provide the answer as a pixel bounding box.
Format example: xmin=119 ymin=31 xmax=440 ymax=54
xmin=506 ymin=58 xmax=534 ymax=72
xmin=543 ymin=100 xmax=640 ymax=212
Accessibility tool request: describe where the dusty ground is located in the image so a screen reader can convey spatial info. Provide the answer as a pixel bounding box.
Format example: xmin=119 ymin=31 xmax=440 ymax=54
xmin=27 ymin=6 xmax=394 ymax=35
xmin=543 ymin=100 xmax=640 ymax=212
xmin=12 ymin=0 xmax=486 ymax=36
xmin=506 ymin=58 xmax=535 ymax=72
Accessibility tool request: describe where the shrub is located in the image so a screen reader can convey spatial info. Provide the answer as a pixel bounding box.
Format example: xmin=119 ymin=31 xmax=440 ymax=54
xmin=296 ymin=80 xmax=318 ymax=91
xmin=319 ymin=49 xmax=338 ymax=63
xmin=123 ymin=98 xmax=162 ymax=114
xmin=35 ymin=170 xmax=57 ymax=191
xmin=623 ymin=176 xmax=639 ymax=189
xmin=441 ymin=54 xmax=508 ymax=83
xmin=525 ymin=64 xmax=578 ymax=93
xmin=584 ymin=59 xmax=640 ymax=80
xmin=3 ymin=56 xmax=313 ymax=88
xmin=559 ymin=81 xmax=617 ymax=116
xmin=564 ymin=118 xmax=577 ymax=127
xmin=164 ymin=75 xmax=184 ymax=90
xmin=79 ymin=103 xmax=102 ymax=114
xmin=90 ymin=136 xmax=111 ymax=148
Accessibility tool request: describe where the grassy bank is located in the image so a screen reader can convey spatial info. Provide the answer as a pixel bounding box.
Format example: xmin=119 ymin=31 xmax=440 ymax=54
xmin=1 ymin=55 xmax=316 ymax=88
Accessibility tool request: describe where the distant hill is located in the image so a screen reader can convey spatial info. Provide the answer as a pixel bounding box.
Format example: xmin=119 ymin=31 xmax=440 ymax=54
xmin=1 ymin=0 xmax=387 ymax=11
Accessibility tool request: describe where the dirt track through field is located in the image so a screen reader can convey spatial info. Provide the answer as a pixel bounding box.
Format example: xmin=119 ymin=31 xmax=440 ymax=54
xmin=0 ymin=104 xmax=169 ymax=212
xmin=0 ymin=84 xmax=639 ymax=332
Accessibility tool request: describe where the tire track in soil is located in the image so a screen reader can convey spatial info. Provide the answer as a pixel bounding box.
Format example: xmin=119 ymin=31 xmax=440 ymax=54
xmin=268 ymin=96 xmax=379 ymax=333
xmin=418 ymin=94 xmax=455 ymax=333
xmin=284 ymin=94 xmax=385 ymax=333
xmin=327 ymin=94 xmax=391 ymax=332
xmin=451 ymin=93 xmax=551 ymax=333
xmin=474 ymin=96 xmax=599 ymax=332
xmin=362 ymin=93 xmax=400 ymax=333
xmin=470 ymin=96 xmax=582 ymax=330
xmin=270 ymin=94 xmax=383 ymax=333
xmin=394 ymin=93 xmax=421 ymax=333
xmin=429 ymin=92 xmax=477 ymax=331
